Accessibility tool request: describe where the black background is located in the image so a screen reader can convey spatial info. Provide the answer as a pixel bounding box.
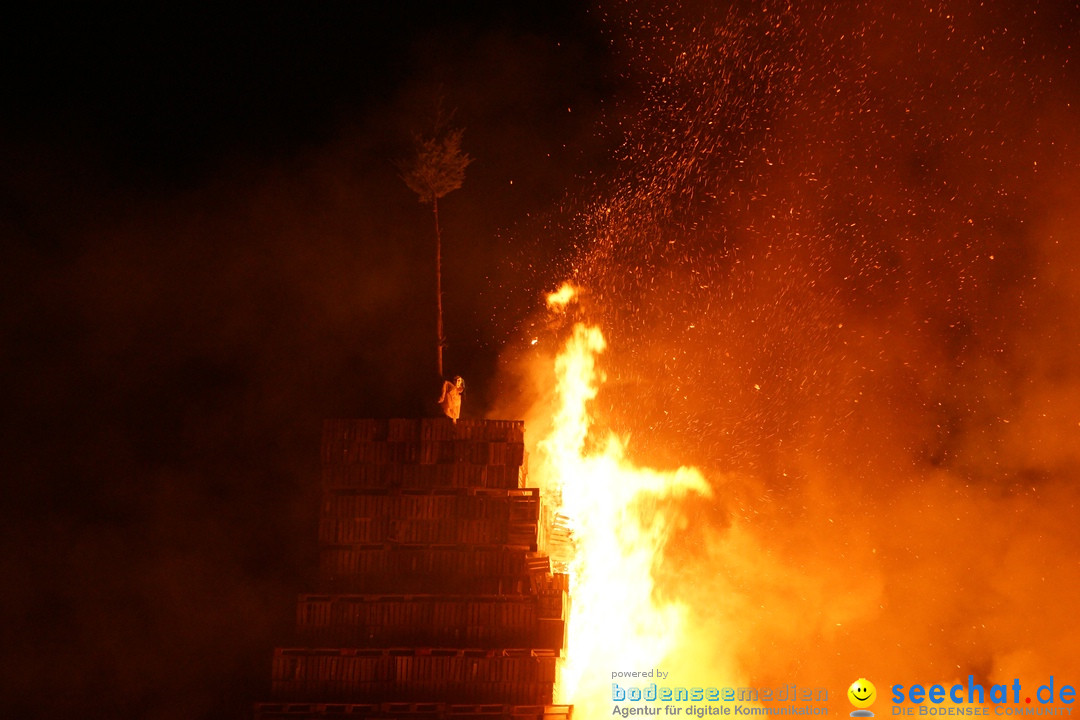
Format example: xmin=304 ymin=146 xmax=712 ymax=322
xmin=1 ymin=5 xmax=614 ymax=717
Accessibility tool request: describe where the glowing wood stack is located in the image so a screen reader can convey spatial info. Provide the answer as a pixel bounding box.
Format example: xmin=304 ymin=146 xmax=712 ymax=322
xmin=255 ymin=418 xmax=572 ymax=720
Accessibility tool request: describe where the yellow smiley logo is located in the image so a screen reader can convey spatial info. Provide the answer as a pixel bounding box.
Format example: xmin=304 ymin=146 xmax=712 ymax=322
xmin=848 ymin=678 xmax=877 ymax=709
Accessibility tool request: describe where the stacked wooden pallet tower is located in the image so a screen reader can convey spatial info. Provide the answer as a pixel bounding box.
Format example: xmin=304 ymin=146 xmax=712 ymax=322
xmin=255 ymin=418 xmax=572 ymax=720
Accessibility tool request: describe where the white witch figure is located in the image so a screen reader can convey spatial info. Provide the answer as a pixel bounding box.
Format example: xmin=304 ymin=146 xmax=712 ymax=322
xmin=438 ymin=375 xmax=465 ymax=423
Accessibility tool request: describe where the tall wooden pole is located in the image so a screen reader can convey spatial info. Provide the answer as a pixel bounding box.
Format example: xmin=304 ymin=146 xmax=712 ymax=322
xmin=434 ymin=196 xmax=444 ymax=378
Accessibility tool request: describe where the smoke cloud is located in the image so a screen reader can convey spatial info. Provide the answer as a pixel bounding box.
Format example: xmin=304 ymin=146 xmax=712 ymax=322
xmin=495 ymin=0 xmax=1080 ymax=707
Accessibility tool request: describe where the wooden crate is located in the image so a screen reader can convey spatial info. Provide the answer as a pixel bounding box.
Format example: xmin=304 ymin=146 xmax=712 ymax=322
xmin=252 ymin=703 xmax=572 ymax=720
xmin=271 ymin=648 xmax=557 ymax=704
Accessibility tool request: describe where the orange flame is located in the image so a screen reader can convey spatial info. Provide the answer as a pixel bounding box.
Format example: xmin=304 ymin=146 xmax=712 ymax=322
xmin=545 ymin=282 xmax=578 ymax=310
xmin=529 ymin=301 xmax=714 ymax=717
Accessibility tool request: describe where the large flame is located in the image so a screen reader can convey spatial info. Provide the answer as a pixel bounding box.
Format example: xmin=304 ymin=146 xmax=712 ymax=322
xmin=529 ymin=283 xmax=714 ymax=717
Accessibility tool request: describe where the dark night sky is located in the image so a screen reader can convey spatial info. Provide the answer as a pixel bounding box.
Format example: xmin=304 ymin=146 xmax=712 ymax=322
xmin=1 ymin=5 xmax=614 ymax=718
